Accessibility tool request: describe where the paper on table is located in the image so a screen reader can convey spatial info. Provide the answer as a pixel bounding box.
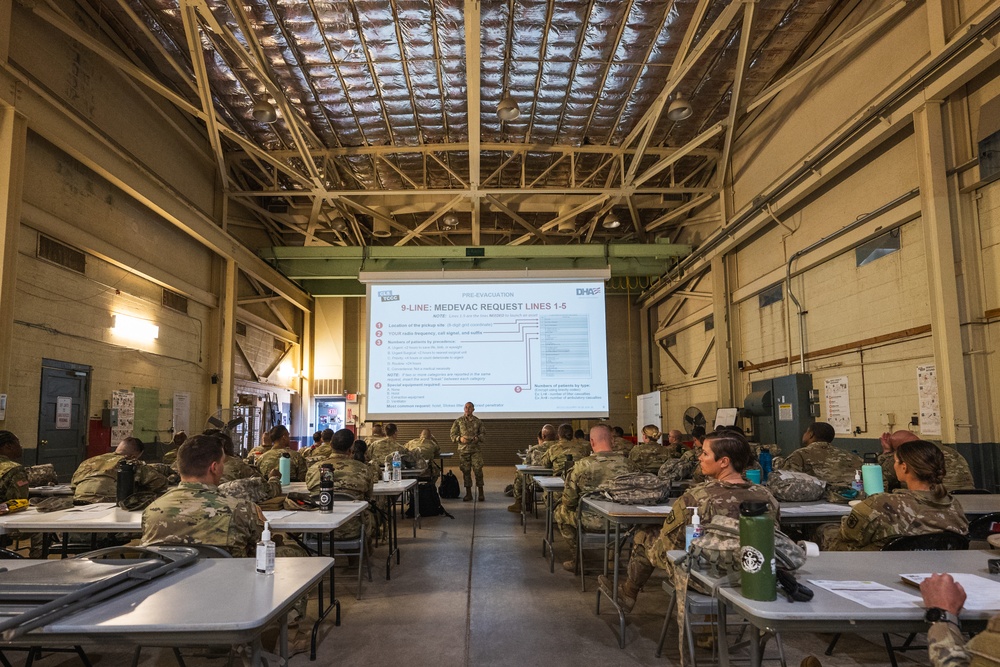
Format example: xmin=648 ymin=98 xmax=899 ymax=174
xmin=262 ymin=510 xmax=296 ymax=520
xmin=781 ymin=503 xmax=851 ymax=515
xmin=900 ymin=573 xmax=1000 ymax=611
xmin=810 ymin=580 xmax=923 ymax=609
xmin=636 ymin=505 xmax=673 ymax=513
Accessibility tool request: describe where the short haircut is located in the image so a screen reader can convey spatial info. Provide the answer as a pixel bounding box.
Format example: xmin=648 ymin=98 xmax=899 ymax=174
xmin=590 ymin=423 xmax=613 ymax=448
xmin=202 ymin=428 xmax=235 ymax=456
xmin=574 ymin=429 xmax=585 ymax=439
xmin=540 ymin=424 xmax=556 ymax=441
xmin=122 ymin=437 xmax=144 ymax=454
xmin=312 ymin=430 xmax=323 ymax=443
xmin=321 ymin=428 xmax=334 ymax=442
xmin=351 ymin=440 xmax=367 ymax=462
xmin=177 ymin=435 xmax=224 ymax=477
xmin=691 ymin=425 xmax=707 ymax=440
xmin=268 ymin=425 xmax=289 ymax=444
xmin=0 ymin=431 xmax=19 ymax=449
xmin=612 ymin=426 xmax=625 ymax=436
xmin=808 ymin=422 xmax=835 ymax=443
xmin=384 ymin=423 xmax=398 ymax=437
xmin=332 ymin=428 xmax=356 ymax=452
xmin=705 ymin=429 xmax=753 ymax=473
xmin=557 ymin=423 xmax=574 ymax=441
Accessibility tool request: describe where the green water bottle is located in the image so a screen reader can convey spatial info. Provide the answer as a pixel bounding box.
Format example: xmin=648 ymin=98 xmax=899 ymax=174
xmin=738 ymin=500 xmax=776 ymax=601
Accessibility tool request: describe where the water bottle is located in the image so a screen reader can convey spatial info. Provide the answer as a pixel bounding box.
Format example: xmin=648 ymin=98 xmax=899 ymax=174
xmin=116 ymin=459 xmax=136 ymax=506
xmin=738 ymin=500 xmax=776 ymax=601
xmin=256 ymin=521 xmax=275 ymax=575
xmin=685 ymin=506 xmax=702 ymax=550
xmin=759 ymin=447 xmax=773 ymax=483
xmin=279 ymin=452 xmax=291 ymax=486
xmin=319 ymin=464 xmax=334 ymax=513
xmin=392 ymin=451 xmax=402 ymax=482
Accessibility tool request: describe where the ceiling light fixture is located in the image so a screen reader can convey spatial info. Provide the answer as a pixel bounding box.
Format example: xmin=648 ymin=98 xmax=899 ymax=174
xmin=330 ymin=216 xmax=348 ymax=232
xmin=441 ymin=213 xmax=460 ymax=229
xmin=372 ymin=216 xmax=391 ymax=238
xmin=602 ymin=213 xmax=622 ymax=230
xmin=111 ymin=313 xmax=159 ymax=341
xmin=497 ymin=94 xmax=520 ymax=121
xmin=557 ymin=219 xmax=575 ymax=235
xmin=666 ymin=92 xmax=693 ymax=122
xmin=252 ymin=99 xmax=277 ymax=123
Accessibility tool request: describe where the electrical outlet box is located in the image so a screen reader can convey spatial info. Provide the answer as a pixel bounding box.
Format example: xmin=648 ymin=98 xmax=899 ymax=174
xmin=881 ymin=412 xmax=895 ymax=425
xmin=911 ymin=414 xmax=919 ymax=426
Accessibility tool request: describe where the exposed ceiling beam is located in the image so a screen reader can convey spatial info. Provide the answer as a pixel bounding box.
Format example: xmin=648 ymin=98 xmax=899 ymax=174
xmin=394 ymin=195 xmax=465 ymax=246
xmin=718 ymin=2 xmax=755 ymax=191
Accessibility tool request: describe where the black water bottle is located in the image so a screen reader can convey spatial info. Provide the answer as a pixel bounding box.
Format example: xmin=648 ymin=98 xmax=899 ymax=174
xmin=319 ymin=463 xmax=334 ymax=513
xmin=116 ymin=459 xmax=136 ymax=506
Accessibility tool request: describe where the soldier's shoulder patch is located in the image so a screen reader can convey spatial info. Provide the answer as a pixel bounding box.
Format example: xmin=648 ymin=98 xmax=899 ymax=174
xmin=845 ymin=514 xmax=858 ymax=529
xmin=664 ymin=510 xmax=675 ymax=525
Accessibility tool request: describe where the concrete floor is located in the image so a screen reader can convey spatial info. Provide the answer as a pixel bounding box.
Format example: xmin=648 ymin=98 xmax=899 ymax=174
xmin=14 ymin=467 xmax=926 ymax=666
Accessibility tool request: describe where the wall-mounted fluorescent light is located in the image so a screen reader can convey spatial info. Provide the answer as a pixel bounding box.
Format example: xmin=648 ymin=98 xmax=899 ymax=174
xmin=111 ymin=313 xmax=158 ymax=341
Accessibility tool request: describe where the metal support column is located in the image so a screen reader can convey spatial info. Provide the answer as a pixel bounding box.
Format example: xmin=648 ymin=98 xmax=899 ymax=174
xmin=0 ymin=104 xmax=26 ymax=429
xmin=913 ymin=102 xmax=971 ymax=445
xmin=219 ymin=258 xmax=238 ymax=411
xmin=711 ymin=254 xmax=733 ymax=408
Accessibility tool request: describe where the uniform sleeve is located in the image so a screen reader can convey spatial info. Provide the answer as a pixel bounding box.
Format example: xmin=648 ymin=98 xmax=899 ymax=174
xmin=294 ymin=454 xmax=308 ymax=482
xmin=654 ymin=493 xmax=694 ymax=553
xmin=305 ymin=462 xmax=320 ymax=492
xmin=0 ymin=466 xmax=28 ymax=501
xmin=137 ymin=465 xmax=168 ymax=495
xmin=560 ymin=467 xmax=581 ymax=516
xmin=264 ymin=478 xmax=283 ymax=499
xmin=476 ymin=420 xmax=485 ymax=444
xmin=927 ymin=621 xmax=971 ymax=667
xmin=231 ymin=500 xmax=265 ymax=558
xmin=827 ymin=499 xmax=878 ymax=551
xmin=878 ymin=453 xmax=900 ymax=490
xmin=450 ymin=419 xmax=461 ymax=444
xmin=779 ymin=450 xmax=805 ymax=473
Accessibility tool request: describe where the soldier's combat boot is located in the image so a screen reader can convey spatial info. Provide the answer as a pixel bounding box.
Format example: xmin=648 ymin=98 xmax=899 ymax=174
xmin=562 ymin=557 xmax=577 ymax=573
xmin=507 ymin=500 xmax=522 ymax=513
xmin=477 ymin=486 xmax=485 ymax=502
xmin=463 ymin=487 xmax=473 ymax=502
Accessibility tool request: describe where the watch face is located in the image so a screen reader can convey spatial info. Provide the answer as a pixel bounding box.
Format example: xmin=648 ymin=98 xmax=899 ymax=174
xmin=925 ymin=608 xmax=943 ymax=622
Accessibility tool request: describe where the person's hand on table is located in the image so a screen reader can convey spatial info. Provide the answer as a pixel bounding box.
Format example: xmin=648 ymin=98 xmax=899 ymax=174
xmin=920 ymin=573 xmax=966 ymax=615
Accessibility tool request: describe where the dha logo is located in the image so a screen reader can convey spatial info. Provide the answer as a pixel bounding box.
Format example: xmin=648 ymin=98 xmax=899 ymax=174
xmin=378 ymin=290 xmax=400 ymax=302
xmin=576 ymin=287 xmax=602 ymax=296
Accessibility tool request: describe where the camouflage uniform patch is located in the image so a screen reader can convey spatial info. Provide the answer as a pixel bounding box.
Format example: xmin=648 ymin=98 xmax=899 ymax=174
xmin=0 ymin=456 xmax=29 ymax=502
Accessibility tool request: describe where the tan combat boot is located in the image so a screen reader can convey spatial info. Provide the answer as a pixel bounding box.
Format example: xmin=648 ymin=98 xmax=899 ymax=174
xmin=463 ymin=487 xmax=473 ymax=502
xmin=477 ymin=486 xmax=485 ymax=502
xmin=507 ymin=500 xmax=522 ymax=513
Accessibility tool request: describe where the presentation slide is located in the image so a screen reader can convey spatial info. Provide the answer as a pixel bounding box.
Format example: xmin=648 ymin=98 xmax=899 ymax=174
xmin=365 ymin=280 xmax=609 ymax=420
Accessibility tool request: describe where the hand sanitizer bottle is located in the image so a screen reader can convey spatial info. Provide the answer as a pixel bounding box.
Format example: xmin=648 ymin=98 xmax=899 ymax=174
xmin=852 ymin=470 xmax=864 ymax=495
xmin=256 ymin=521 xmax=275 ymax=575
xmin=685 ymin=507 xmax=702 ymax=550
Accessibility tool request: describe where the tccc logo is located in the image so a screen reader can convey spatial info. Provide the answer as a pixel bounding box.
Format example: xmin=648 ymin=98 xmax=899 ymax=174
xmin=378 ymin=290 xmax=400 ymax=302
xmin=576 ymin=287 xmax=602 ymax=296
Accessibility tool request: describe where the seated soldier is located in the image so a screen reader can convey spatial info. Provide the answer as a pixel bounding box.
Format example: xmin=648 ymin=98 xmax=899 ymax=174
xmin=507 ymin=424 xmax=557 ymax=513
xmin=554 ymin=424 xmax=639 ymax=572
xmin=205 ymin=428 xmax=279 ymax=492
xmin=879 ymin=429 xmax=975 ymax=492
xmin=245 ymin=432 xmax=272 ymax=464
xmin=257 ymin=425 xmax=307 ymax=482
xmin=141 ymin=434 xmax=294 ymax=557
xmin=160 ymin=431 xmax=186 ymax=465
xmin=601 ymin=430 xmax=779 ymax=612
xmin=311 ymin=428 xmax=335 ymax=460
xmin=540 ymin=423 xmax=591 ymax=478
xmin=366 ymin=423 xmax=405 ymax=469
xmin=0 ymin=431 xmax=28 ymax=501
xmin=775 ymin=421 xmax=861 ymax=492
xmin=405 ymin=429 xmax=441 ymax=481
xmin=72 ymin=437 xmax=168 ymax=504
xmin=611 ymin=426 xmax=634 ymax=455
xmin=298 ymin=430 xmax=323 ymax=457
xmin=628 ymin=425 xmax=674 ymax=473
xmin=818 ymin=439 xmax=968 ymax=551
xmin=306 ymin=429 xmax=375 ymax=543
xmin=664 ymin=429 xmax=685 ymax=458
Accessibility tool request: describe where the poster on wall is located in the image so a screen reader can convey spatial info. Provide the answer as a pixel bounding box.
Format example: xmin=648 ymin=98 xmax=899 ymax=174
xmin=916 ymin=364 xmax=942 ymax=436
xmin=172 ymin=392 xmax=190 ymax=434
xmin=111 ymin=389 xmax=135 ymax=445
xmin=823 ymin=376 xmax=852 ymax=434
xmin=55 ymin=397 xmax=72 ymax=430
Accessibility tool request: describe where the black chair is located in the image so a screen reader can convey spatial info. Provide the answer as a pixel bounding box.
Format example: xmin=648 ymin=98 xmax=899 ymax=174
xmin=952 ymin=488 xmax=991 ymax=495
xmin=827 ymin=531 xmax=969 ymax=667
xmin=967 ymin=512 xmax=1000 ymax=540
xmin=331 ymin=492 xmax=372 ymax=598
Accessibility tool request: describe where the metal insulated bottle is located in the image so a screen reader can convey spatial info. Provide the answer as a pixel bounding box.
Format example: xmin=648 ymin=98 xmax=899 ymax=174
xmin=279 ymin=452 xmax=291 ymax=486
xmin=319 ymin=464 xmax=334 ymax=513
xmin=116 ymin=459 xmax=136 ymax=505
xmin=758 ymin=448 xmax=773 ymax=483
xmin=738 ymin=500 xmax=776 ymax=601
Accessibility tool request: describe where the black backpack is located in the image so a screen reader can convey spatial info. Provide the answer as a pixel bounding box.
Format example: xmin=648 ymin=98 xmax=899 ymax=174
xmin=439 ymin=471 xmax=461 ymax=499
xmin=406 ymin=481 xmax=454 ymax=519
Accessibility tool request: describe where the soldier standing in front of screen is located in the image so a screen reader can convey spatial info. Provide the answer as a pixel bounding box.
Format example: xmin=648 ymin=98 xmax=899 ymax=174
xmin=451 ymin=402 xmax=486 ymax=502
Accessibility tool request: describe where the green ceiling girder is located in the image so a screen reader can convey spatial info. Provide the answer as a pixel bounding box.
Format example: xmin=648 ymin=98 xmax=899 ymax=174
xmin=260 ymin=243 xmax=691 ymax=296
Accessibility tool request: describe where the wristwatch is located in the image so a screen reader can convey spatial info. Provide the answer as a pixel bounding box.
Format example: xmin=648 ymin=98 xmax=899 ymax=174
xmin=924 ymin=607 xmax=961 ymax=628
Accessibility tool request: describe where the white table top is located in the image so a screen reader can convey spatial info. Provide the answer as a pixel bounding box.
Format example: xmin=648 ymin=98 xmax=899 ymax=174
xmin=516 ymin=465 xmax=553 ymax=474
xmin=778 ymin=494 xmax=1000 ymax=524
xmin=28 ymin=485 xmax=74 ymax=497
xmin=953 ymin=494 xmax=1000 ymax=516
xmin=0 ymin=501 xmax=367 ymax=534
xmin=582 ymin=497 xmax=674 ymax=522
xmin=372 ymin=479 xmax=417 ymax=496
xmin=533 ymin=476 xmax=565 ymax=490
xmin=2 ymin=557 xmax=333 ymax=637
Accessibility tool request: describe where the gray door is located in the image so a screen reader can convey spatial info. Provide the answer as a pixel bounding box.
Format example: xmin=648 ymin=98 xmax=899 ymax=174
xmin=37 ymin=359 xmax=91 ymax=480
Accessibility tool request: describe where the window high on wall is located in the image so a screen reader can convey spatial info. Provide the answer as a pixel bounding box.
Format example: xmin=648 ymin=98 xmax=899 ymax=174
xmin=758 ymin=284 xmax=783 ymax=308
xmin=855 ymin=230 xmax=901 ymax=267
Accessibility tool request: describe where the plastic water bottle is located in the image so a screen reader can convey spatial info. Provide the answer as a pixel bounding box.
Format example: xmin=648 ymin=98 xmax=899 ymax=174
xmin=685 ymin=506 xmax=702 ymax=550
xmin=319 ymin=464 xmax=334 ymax=513
xmin=256 ymin=521 xmax=275 ymax=575
xmin=759 ymin=447 xmax=773 ymax=483
xmin=739 ymin=501 xmax=776 ymax=601
xmin=392 ymin=451 xmax=402 ymax=482
xmin=279 ymin=452 xmax=291 ymax=486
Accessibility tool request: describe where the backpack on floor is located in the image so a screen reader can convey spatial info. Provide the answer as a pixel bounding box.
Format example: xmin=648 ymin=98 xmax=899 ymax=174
xmin=439 ymin=471 xmax=461 ymax=499
xmin=406 ymin=481 xmax=455 ymax=519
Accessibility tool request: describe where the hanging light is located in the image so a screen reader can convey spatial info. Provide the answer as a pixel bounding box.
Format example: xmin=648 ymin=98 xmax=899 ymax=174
xmin=441 ymin=213 xmax=460 ymax=229
xmin=497 ymin=93 xmax=520 ymax=121
xmin=602 ymin=212 xmax=622 ymax=230
xmin=372 ymin=216 xmax=391 ymax=238
xmin=330 ymin=216 xmax=348 ymax=232
xmin=666 ymin=92 xmax=693 ymax=122
xmin=252 ymin=99 xmax=278 ymax=123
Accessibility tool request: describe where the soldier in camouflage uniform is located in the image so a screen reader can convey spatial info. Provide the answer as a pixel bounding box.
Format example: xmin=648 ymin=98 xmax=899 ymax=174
xmin=540 ymin=424 xmax=592 ymax=478
xmin=555 ymin=424 xmax=638 ymax=572
xmin=879 ymin=430 xmax=975 ymax=492
xmin=629 ymin=425 xmax=676 ymax=473
xmin=306 ymin=429 xmax=374 ymax=541
xmin=141 ymin=434 xmax=265 ymax=557
xmin=160 ymin=431 xmax=186 ymax=466
xmin=451 ymin=402 xmax=486 ymax=501
xmin=921 ymin=573 xmax=1000 ymax=667
xmin=0 ymin=432 xmax=28 ymax=501
xmin=203 ymin=428 xmax=282 ymax=498
xmin=507 ymin=425 xmax=556 ymax=513
xmin=366 ymin=423 xmax=405 ymax=469
xmin=611 ymin=426 xmax=634 ymax=455
xmin=406 ymin=429 xmax=441 ymax=482
xmin=310 ymin=429 xmax=335 ymax=460
xmin=72 ymin=437 xmax=168 ymax=504
xmin=818 ymin=439 xmax=968 ymax=551
xmin=774 ymin=422 xmax=861 ymax=496
xmin=600 ymin=430 xmax=779 ymax=613
xmin=257 ymin=425 xmax=307 ymax=482
xmin=245 ymin=433 xmax=272 ymax=464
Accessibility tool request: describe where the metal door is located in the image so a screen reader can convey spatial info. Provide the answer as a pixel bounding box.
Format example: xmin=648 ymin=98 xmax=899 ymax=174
xmin=37 ymin=359 xmax=91 ymax=480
